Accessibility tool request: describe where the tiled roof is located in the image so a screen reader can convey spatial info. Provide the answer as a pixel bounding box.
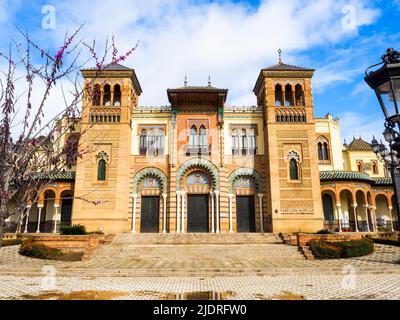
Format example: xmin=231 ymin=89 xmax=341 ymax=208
xmin=320 ymin=171 xmax=372 ymax=182
xmin=172 ymin=85 xmax=228 ymax=91
xmin=81 ymin=63 xmax=134 ymax=71
xmin=262 ymin=62 xmax=314 ymax=72
xmin=347 ymin=138 xmax=372 ymax=151
xmin=45 ymin=171 xmax=76 ymax=181
xmin=372 ymin=177 xmax=393 ymax=185
xmin=320 ymin=171 xmax=393 ymax=186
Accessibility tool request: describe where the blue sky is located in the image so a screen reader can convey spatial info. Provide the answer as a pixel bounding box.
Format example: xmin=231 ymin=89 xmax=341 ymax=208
xmin=1 ymin=0 xmax=400 ymax=143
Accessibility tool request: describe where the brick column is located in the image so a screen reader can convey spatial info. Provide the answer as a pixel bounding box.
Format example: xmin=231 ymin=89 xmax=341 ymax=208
xmin=132 ymin=194 xmax=138 ymax=233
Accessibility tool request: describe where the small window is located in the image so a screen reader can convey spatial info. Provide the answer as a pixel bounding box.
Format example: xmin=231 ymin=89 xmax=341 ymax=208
xmin=275 ymin=84 xmax=284 ymax=106
xmin=97 ymin=159 xmax=107 ymax=181
xmin=93 ymin=84 xmax=101 ymax=106
xmin=285 ymin=84 xmax=294 ymax=106
xmin=295 ymin=84 xmax=304 ymax=106
xmin=103 ymin=84 xmax=111 ymax=106
xmin=113 ymin=84 xmax=121 ymax=106
xmin=372 ymin=161 xmax=378 ymax=174
xmin=289 ymin=159 xmax=299 ymax=180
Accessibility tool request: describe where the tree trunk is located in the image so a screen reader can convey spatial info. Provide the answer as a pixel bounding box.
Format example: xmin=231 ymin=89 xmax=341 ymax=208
xmin=0 ymin=174 xmax=11 ymax=249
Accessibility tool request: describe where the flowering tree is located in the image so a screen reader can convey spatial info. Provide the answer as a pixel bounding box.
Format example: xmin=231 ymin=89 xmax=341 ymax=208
xmin=0 ymin=26 xmax=137 ymax=247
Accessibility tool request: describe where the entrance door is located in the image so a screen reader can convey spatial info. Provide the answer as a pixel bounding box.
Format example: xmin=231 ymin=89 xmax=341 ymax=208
xmin=236 ymin=196 xmax=256 ymax=232
xmin=61 ymin=198 xmax=73 ymax=227
xmin=140 ymin=196 xmax=160 ymax=233
xmin=187 ymin=195 xmax=209 ymax=233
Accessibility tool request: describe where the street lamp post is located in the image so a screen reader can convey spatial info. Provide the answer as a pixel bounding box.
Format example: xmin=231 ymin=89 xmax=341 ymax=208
xmin=365 ymin=48 xmax=400 ymax=231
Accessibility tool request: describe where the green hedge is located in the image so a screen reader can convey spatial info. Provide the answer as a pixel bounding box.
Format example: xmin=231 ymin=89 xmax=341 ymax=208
xmin=372 ymin=238 xmax=400 ymax=247
xmin=60 ymin=224 xmax=88 ymax=235
xmin=315 ymin=229 xmax=334 ymax=235
xmin=19 ymin=239 xmax=62 ymax=260
xmin=1 ymin=239 xmax=22 ymax=247
xmin=309 ymin=238 xmax=374 ymax=259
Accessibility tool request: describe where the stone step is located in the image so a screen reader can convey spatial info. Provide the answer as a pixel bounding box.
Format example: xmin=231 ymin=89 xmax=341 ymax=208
xmin=113 ymin=233 xmax=284 ymax=245
xmin=1 ymin=266 xmax=400 ymax=277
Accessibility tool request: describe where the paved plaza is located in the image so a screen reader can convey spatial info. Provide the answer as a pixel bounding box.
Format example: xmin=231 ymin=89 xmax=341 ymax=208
xmin=0 ymin=235 xmax=400 ymax=300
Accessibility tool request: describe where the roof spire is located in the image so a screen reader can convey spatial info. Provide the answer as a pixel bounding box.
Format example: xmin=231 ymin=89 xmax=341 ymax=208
xmin=278 ymin=49 xmax=283 ymax=64
xmin=184 ymin=74 xmax=187 ymax=87
xmin=208 ymin=75 xmax=212 ymax=87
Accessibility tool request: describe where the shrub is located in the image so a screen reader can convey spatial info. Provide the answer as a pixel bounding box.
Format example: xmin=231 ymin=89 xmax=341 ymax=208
xmin=60 ymin=224 xmax=88 ymax=235
xmin=309 ymin=238 xmax=374 ymax=259
xmin=19 ymin=239 xmax=62 ymax=260
xmin=1 ymin=239 xmax=22 ymax=247
xmin=309 ymin=240 xmax=341 ymax=259
xmin=372 ymin=238 xmax=400 ymax=247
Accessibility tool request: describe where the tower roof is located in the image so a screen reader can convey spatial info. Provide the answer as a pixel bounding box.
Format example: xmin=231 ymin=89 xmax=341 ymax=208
xmin=253 ymin=51 xmax=315 ymax=95
xmin=167 ymin=85 xmax=228 ymax=108
xmin=261 ymin=62 xmax=314 ymax=72
xmin=81 ymin=63 xmax=142 ymax=96
xmin=81 ymin=63 xmax=134 ymax=71
xmin=347 ymin=137 xmax=372 ymax=151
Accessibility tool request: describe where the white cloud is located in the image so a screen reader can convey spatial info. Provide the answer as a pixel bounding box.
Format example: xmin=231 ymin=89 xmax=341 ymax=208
xmin=337 ymin=111 xmax=386 ymax=144
xmin=44 ymin=0 xmax=380 ymax=106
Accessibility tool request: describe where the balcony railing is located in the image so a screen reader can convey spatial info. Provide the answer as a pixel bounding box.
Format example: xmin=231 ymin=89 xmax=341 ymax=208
xmin=185 ymin=145 xmax=211 ymax=156
xmin=232 ymin=148 xmax=257 ymax=156
xmin=139 ymin=147 xmax=164 ymax=156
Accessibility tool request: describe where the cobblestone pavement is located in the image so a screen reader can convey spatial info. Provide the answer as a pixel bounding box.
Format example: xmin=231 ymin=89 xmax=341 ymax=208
xmin=0 ymin=274 xmax=400 ymax=300
xmin=0 ymin=243 xmax=399 ymax=300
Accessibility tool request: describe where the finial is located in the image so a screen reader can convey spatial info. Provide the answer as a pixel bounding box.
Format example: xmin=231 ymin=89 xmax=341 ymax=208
xmin=208 ymin=75 xmax=212 ymax=87
xmin=184 ymin=74 xmax=187 ymax=87
xmin=278 ymin=49 xmax=282 ymax=64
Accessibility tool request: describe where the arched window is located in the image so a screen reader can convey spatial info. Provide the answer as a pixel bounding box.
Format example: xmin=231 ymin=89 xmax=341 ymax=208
xmin=157 ymin=129 xmax=165 ymax=155
xmin=93 ymin=84 xmax=101 ymax=106
xmin=372 ymin=161 xmax=378 ymax=174
xmin=275 ymin=84 xmax=284 ymax=106
xmin=295 ymin=84 xmax=304 ymax=106
xmin=323 ymin=142 xmax=329 ymax=160
xmin=189 ymin=125 xmax=197 ymax=146
xmin=287 ymin=151 xmax=301 ymax=181
xmin=318 ymin=142 xmax=323 ymax=160
xmin=285 ymin=84 xmax=294 ymax=106
xmin=148 ymin=129 xmax=155 ymax=154
xmin=289 ymin=159 xmax=299 ymax=180
xmin=199 ymin=125 xmax=207 ymax=146
xmin=318 ymin=137 xmax=330 ymax=162
xmin=103 ymin=84 xmax=111 ymax=106
xmin=140 ymin=129 xmax=147 ymax=155
xmin=113 ymin=84 xmax=121 ymax=106
xmin=247 ymin=129 xmax=256 ymax=155
xmin=232 ymin=129 xmax=239 ymax=155
xmin=240 ymin=129 xmax=247 ymax=155
xmin=97 ymin=159 xmax=107 ymax=181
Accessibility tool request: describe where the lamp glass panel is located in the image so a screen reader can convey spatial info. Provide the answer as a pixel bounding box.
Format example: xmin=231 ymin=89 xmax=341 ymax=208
xmin=376 ymin=80 xmax=398 ymax=118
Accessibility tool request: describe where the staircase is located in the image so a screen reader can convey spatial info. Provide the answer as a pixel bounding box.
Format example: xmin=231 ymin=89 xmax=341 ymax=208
xmin=109 ymin=232 xmax=284 ymax=245
xmin=87 ymin=233 xmax=309 ymax=276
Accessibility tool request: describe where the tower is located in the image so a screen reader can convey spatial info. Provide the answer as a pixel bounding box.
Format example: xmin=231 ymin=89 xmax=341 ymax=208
xmin=72 ymin=64 xmax=142 ymax=233
xmin=253 ymin=54 xmax=324 ymax=233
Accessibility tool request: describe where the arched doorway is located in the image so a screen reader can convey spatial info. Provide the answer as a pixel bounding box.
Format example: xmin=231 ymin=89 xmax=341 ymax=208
xmin=41 ymin=190 xmax=56 ymax=233
xmin=132 ymin=168 xmax=168 ymax=233
xmin=60 ymin=191 xmax=73 ymax=229
xmin=176 ymin=158 xmax=220 ymax=234
xmin=322 ymin=193 xmax=335 ymax=231
xmin=184 ymin=170 xmax=212 ymax=233
xmin=339 ymin=189 xmax=353 ymax=231
xmin=235 ymin=176 xmax=256 ymax=233
xmin=228 ymin=167 xmax=264 ymax=233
